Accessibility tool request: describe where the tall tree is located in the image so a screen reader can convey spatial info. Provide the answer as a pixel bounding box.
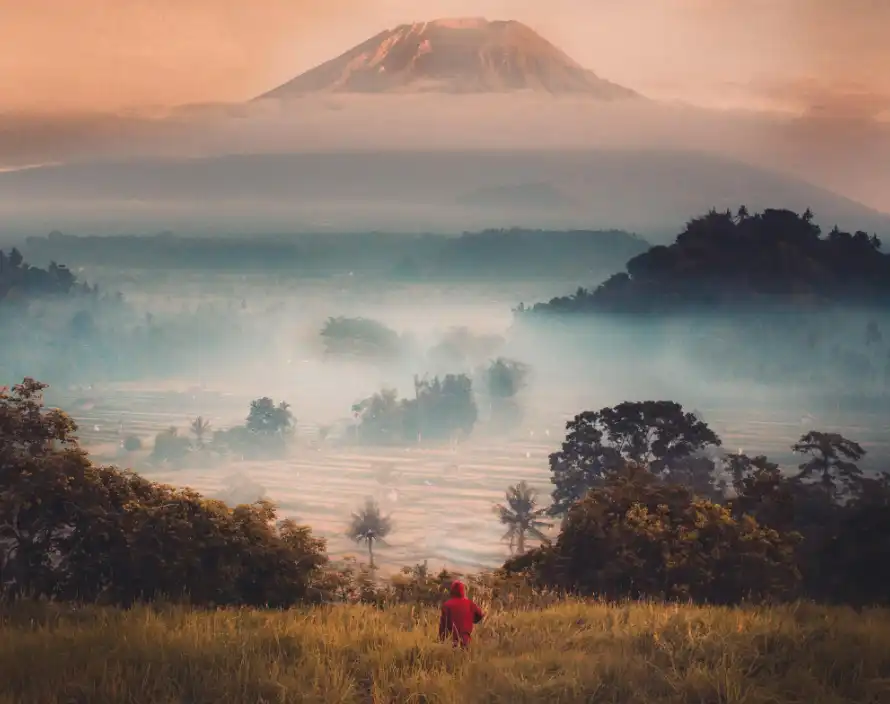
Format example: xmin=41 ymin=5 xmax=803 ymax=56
xmin=347 ymin=499 xmax=392 ymax=569
xmin=549 ymin=401 xmax=721 ymax=516
xmin=495 ymin=481 xmax=552 ymax=554
xmin=792 ymin=431 xmax=865 ymax=498
xmin=190 ymin=416 xmax=211 ymax=448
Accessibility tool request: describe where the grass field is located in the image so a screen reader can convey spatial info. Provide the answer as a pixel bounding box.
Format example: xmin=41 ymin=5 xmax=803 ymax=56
xmin=2 ymin=599 xmax=888 ymax=703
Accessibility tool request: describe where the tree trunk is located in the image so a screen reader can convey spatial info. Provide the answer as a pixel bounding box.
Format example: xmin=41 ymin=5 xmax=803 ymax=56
xmin=517 ymin=530 xmax=525 ymax=554
xmin=368 ymin=539 xmax=375 ymax=569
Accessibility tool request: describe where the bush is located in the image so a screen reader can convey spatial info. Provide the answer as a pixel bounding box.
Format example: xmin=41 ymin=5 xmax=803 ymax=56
xmin=122 ymin=434 xmax=143 ymax=452
xmin=150 ymin=427 xmax=191 ymax=465
xmin=509 ymin=464 xmax=801 ymax=605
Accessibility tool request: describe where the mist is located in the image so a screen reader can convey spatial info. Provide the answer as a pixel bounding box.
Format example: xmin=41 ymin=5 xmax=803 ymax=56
xmin=1 ymin=96 xmax=888 ymax=241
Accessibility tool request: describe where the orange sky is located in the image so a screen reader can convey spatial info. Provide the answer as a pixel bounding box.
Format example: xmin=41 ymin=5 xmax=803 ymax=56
xmin=1 ymin=0 xmax=887 ymax=116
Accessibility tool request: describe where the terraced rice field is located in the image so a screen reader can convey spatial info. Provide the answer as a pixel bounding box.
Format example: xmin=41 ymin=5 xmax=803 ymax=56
xmin=50 ymin=383 xmax=890 ymax=575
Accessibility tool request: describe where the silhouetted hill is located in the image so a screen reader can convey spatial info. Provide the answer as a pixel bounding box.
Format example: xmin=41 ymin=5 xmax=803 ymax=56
xmin=520 ymin=208 xmax=890 ymax=315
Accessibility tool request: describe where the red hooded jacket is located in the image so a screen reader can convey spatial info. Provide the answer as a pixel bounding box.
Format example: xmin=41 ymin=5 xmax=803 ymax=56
xmin=439 ymin=580 xmax=484 ymax=647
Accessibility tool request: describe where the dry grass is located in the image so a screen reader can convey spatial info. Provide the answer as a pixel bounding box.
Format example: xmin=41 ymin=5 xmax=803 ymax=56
xmin=2 ymin=599 xmax=889 ymax=704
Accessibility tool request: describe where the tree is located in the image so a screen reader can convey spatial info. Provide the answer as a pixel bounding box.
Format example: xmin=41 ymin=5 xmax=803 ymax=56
xmin=122 ymin=435 xmax=143 ymax=452
xmin=190 ymin=416 xmax=211 ymax=448
xmin=522 ymin=207 xmax=890 ymax=315
xmin=725 ymin=454 xmax=797 ymax=532
xmin=246 ymin=397 xmax=294 ymax=436
xmin=508 ymin=463 xmax=800 ymax=605
xmin=0 ymin=378 xmax=329 ymax=606
xmin=355 ymin=389 xmax=406 ymax=445
xmin=549 ymin=401 xmax=721 ymax=515
xmin=818 ymin=472 xmax=890 ymax=606
xmin=150 ymin=426 xmax=192 ymax=465
xmin=494 ymin=481 xmax=552 ymax=554
xmin=319 ymin=317 xmax=402 ymax=360
xmin=791 ymin=431 xmax=865 ymax=498
xmin=485 ymin=357 xmax=529 ymax=400
xmin=347 ymin=499 xmax=392 ymax=569
xmin=413 ymin=373 xmax=478 ymax=442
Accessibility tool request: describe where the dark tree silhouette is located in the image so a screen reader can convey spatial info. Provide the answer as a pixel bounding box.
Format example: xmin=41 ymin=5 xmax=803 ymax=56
xmin=494 ymin=481 xmax=552 ymax=554
xmin=549 ymin=401 xmax=721 ymax=515
xmin=521 ymin=208 xmax=890 ymax=314
xmin=508 ymin=463 xmax=800 ymax=604
xmin=347 ymin=499 xmax=392 ymax=569
xmin=0 ymin=378 xmax=328 ymax=606
xmin=791 ymin=431 xmax=865 ymax=497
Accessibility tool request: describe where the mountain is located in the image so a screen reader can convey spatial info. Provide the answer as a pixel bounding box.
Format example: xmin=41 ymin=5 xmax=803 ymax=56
xmin=1 ymin=150 xmax=887 ymax=241
xmin=256 ymin=18 xmax=637 ymax=99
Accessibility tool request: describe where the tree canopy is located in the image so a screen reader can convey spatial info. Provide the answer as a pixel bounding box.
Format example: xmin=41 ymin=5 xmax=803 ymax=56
xmin=0 ymin=379 xmax=327 ymax=606
xmin=521 ymin=208 xmax=890 ymax=315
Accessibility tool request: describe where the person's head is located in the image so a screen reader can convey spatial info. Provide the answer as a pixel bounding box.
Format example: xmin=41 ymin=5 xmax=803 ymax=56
xmin=450 ymin=580 xmax=466 ymax=598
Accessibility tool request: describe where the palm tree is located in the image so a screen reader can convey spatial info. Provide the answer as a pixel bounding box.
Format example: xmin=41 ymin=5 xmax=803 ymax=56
xmin=494 ymin=481 xmax=552 ymax=555
xmin=347 ymin=498 xmax=392 ymax=569
xmin=190 ymin=416 xmax=211 ymax=448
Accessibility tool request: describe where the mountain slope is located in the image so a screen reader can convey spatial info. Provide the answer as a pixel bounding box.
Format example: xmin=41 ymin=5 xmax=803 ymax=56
xmin=257 ymin=18 xmax=637 ymax=98
xmin=0 ymin=150 xmax=887 ymax=240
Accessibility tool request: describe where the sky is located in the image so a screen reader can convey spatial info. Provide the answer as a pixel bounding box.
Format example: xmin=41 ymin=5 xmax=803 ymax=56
xmin=2 ymin=0 xmax=888 ymax=116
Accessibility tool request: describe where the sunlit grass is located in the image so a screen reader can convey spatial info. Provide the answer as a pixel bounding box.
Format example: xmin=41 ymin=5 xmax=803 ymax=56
xmin=1 ymin=599 xmax=888 ymax=703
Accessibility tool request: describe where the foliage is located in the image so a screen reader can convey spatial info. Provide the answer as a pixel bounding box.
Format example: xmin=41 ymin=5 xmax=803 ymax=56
xmin=354 ymin=388 xmax=407 ymax=445
xmin=320 ymin=316 xmax=402 ymax=360
xmin=791 ymin=431 xmax=866 ymax=498
xmin=346 ymin=499 xmax=392 ymax=569
xmin=0 ymin=249 xmax=96 ymax=306
xmin=548 ymin=400 xmax=721 ymax=515
xmin=122 ymin=434 xmax=143 ymax=452
xmin=484 ymin=357 xmax=529 ymax=400
xmin=411 ymin=373 xmax=478 ymax=442
xmin=427 ymin=327 xmax=504 ymax=370
xmin=355 ymin=374 xmax=478 ymax=445
xmin=521 ymin=207 xmax=890 ymax=314
xmin=510 ymin=464 xmax=801 ymax=604
xmin=204 ymin=398 xmax=295 ymax=460
xmin=494 ymin=481 xmax=552 ymax=554
xmin=246 ymin=397 xmax=294 ymax=436
xmin=189 ymin=416 xmax=211 ymax=448
xmin=0 ymin=379 xmax=327 ymax=606
xmin=150 ymin=426 xmax=192 ymax=466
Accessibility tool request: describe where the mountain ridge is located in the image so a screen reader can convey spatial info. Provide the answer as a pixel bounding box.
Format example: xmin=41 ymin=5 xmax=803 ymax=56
xmin=257 ymin=18 xmax=638 ymax=99
xmin=1 ymin=149 xmax=887 ymax=241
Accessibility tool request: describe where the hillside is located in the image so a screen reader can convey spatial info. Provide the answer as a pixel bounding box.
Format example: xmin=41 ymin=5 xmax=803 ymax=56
xmin=257 ymin=18 xmax=637 ymax=98
xmin=2 ymin=600 xmax=887 ymax=703
xmin=2 ymin=150 xmax=887 ymax=241
xmin=523 ymin=207 xmax=890 ymax=315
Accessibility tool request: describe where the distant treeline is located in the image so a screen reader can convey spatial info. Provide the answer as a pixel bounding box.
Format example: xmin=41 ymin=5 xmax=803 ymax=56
xmin=22 ymin=228 xmax=649 ymax=280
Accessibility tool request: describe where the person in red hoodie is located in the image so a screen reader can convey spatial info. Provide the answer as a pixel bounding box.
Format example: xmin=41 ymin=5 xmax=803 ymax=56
xmin=439 ymin=579 xmax=485 ymax=648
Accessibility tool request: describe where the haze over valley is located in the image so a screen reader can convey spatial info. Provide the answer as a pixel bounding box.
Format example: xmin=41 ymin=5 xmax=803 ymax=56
xmin=3 ymin=13 xmax=890 ymax=700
